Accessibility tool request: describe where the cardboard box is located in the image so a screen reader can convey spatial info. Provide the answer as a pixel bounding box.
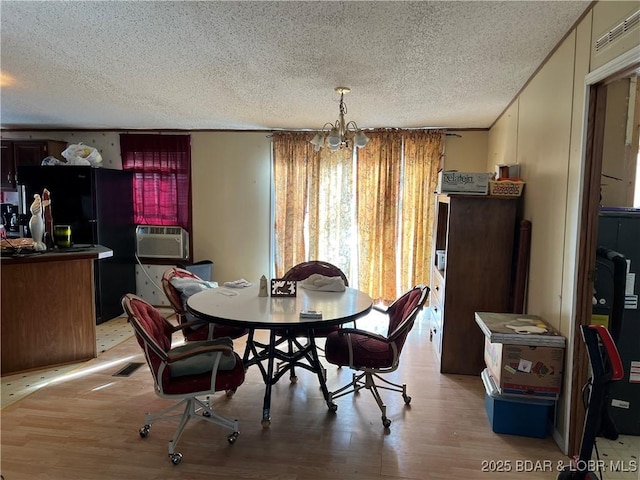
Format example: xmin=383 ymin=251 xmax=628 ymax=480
xmin=482 ymin=369 xmax=554 ymax=438
xmin=484 ymin=337 xmax=564 ymax=399
xmin=495 ymin=164 xmax=521 ymax=180
xmin=437 ymin=171 xmax=492 ymax=195
xmin=475 ymin=312 xmax=565 ymax=348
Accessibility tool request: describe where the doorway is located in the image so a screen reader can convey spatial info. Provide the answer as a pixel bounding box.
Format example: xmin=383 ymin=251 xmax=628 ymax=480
xmin=570 ymin=59 xmax=640 ymax=455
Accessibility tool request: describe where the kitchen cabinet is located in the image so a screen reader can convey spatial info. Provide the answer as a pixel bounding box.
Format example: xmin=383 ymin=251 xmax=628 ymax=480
xmin=0 ymin=139 xmax=67 ymax=190
xmin=1 ymin=245 xmax=113 ymax=375
xmin=430 ymin=194 xmax=518 ymax=375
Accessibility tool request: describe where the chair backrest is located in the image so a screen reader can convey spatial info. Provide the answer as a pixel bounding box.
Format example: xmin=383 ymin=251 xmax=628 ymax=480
xmin=386 ymin=285 xmax=430 ymax=351
xmin=161 ymin=267 xmax=201 ymax=316
xmin=122 ymin=294 xmax=174 ymax=383
xmin=282 ymin=261 xmax=349 ymax=286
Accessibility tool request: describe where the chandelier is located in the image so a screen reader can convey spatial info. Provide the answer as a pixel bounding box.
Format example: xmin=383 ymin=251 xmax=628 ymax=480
xmin=310 ymin=87 xmax=370 ymax=152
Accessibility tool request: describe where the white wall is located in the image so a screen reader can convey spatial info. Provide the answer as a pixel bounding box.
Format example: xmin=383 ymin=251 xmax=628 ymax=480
xmin=444 ymin=130 xmax=489 ymax=172
xmin=517 ymin=33 xmax=576 ymax=329
xmin=190 ymin=132 xmax=272 ymax=284
xmin=487 ymin=101 xmax=519 ymax=170
xmin=487 ymin=18 xmax=590 ymax=453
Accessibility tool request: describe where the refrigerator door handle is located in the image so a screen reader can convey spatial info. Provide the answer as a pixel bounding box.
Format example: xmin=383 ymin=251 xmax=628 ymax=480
xmin=88 ymin=219 xmax=97 ymax=246
xmin=17 ymin=185 xmax=26 ymax=215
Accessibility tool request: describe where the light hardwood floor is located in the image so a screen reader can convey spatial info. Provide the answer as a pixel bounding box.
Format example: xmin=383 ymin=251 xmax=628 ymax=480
xmin=1 ymin=312 xmax=575 ymax=480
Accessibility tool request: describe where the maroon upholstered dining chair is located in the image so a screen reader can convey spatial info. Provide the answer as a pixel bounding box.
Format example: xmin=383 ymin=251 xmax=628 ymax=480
xmin=281 ymin=260 xmax=350 ymax=332
xmin=162 ymin=267 xmax=248 ymax=342
xmin=277 ymin=261 xmax=349 ymax=380
xmin=325 ymin=284 xmax=429 ymax=428
xmin=121 ymin=294 xmax=245 ymax=465
xmin=282 ymin=260 xmax=349 ymax=287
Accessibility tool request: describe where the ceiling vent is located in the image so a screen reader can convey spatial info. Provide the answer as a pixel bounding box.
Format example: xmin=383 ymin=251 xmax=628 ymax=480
xmin=595 ymin=9 xmax=640 ymax=52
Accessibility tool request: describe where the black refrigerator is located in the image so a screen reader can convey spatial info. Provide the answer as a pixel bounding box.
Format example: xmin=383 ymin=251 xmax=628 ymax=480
xmin=17 ymin=165 xmax=135 ymax=324
xmin=594 ymin=208 xmax=640 ymax=435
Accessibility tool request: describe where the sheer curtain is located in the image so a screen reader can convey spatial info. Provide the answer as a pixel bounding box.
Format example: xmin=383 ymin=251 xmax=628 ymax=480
xmin=120 ymin=134 xmax=191 ymax=230
xmin=272 ymin=132 xmax=315 ymax=277
xmin=272 ymin=129 xmax=443 ymax=303
xmin=400 ymin=130 xmax=444 ymax=293
xmin=356 ymin=131 xmax=403 ymax=304
xmin=308 ymin=146 xmax=354 ymax=279
xmin=273 ymin=132 xmax=355 ymax=278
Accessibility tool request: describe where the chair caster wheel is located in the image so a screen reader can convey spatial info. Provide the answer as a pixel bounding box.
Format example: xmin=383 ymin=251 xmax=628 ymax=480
xmin=228 ymin=432 xmax=239 ymax=444
xmin=203 ymin=410 xmax=211 ymax=417
xmin=225 ymin=389 xmax=236 ymax=398
xmin=290 ymin=375 xmax=298 ymax=383
xmin=403 ymin=394 xmax=412 ymax=405
xmin=328 ymin=402 xmax=338 ymax=413
xmin=139 ymin=425 xmax=150 ymax=438
xmin=382 ymin=417 xmax=391 ymax=428
xmin=169 ymin=452 xmax=182 ymax=465
xmin=261 ymin=418 xmax=271 ymax=428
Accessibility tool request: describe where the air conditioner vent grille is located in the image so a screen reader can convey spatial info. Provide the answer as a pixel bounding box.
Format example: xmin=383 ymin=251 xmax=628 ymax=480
xmin=596 ymin=9 xmax=640 ymax=52
xmin=135 ymin=225 xmax=189 ymax=259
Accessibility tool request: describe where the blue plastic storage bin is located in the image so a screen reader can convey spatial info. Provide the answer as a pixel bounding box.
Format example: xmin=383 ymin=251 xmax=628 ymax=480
xmin=481 ymin=369 xmax=555 ymax=439
xmin=177 ymin=260 xmax=213 ymax=281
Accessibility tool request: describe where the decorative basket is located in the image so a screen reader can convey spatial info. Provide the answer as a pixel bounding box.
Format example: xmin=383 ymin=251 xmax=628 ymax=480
xmin=488 ymin=180 xmax=525 ymax=197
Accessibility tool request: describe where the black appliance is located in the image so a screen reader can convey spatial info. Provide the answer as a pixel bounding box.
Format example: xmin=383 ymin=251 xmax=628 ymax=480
xmin=557 ymin=325 xmax=624 ymax=480
xmin=593 ymin=208 xmax=640 ymax=435
xmin=17 ymin=165 xmax=135 ymax=324
xmin=0 ymin=203 xmax=20 ymax=236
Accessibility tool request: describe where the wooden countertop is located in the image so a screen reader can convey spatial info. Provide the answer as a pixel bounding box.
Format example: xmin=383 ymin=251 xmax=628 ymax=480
xmin=0 ymin=244 xmax=113 ymax=265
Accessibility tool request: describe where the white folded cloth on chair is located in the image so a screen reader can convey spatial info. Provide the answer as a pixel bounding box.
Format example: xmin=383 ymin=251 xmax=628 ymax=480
xmin=299 ymin=273 xmax=346 ymax=292
xmin=169 ymin=277 xmax=218 ymax=293
xmin=223 ymin=278 xmax=253 ymax=288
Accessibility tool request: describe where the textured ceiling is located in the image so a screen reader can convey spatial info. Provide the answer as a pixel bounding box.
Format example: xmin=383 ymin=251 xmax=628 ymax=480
xmin=0 ymin=1 xmax=591 ymax=131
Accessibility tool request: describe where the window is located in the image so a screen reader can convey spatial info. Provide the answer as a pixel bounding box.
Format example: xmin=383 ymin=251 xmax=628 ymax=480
xmin=273 ymin=130 xmax=443 ymax=304
xmin=120 ymin=134 xmax=191 ymax=231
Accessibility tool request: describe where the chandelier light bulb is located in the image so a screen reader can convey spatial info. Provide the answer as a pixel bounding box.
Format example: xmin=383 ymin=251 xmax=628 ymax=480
xmin=310 ymin=133 xmax=324 ymax=146
xmin=354 ymin=130 xmax=370 ymax=148
xmin=327 ymin=128 xmax=341 ymax=147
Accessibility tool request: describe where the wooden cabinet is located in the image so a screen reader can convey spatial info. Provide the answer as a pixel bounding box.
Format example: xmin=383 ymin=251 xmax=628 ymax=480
xmin=430 ymin=194 xmax=518 ymax=375
xmin=1 ymin=140 xmax=67 ymax=190
xmin=1 ymin=248 xmax=113 ymax=375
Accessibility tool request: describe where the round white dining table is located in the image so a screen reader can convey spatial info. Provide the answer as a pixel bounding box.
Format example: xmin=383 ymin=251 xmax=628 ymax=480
xmin=187 ymin=284 xmax=372 ymax=426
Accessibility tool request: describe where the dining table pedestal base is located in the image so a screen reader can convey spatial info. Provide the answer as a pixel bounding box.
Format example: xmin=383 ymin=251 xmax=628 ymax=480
xmin=243 ymin=328 xmax=337 ymax=427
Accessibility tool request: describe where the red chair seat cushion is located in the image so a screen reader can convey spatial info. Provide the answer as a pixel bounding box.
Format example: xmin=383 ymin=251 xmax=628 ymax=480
xmin=325 ymin=331 xmax=394 ymax=369
xmin=183 ymin=323 xmax=248 ymax=342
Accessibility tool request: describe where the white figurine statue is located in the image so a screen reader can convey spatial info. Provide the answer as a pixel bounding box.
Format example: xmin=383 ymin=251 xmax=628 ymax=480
xmin=29 ymin=193 xmax=47 ymax=251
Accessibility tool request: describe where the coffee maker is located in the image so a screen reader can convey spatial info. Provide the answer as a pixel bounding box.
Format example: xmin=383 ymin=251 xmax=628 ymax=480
xmin=1 ymin=203 xmax=21 ymax=237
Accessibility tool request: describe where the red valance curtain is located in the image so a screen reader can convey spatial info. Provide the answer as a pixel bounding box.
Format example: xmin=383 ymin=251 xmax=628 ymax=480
xmin=120 ymin=134 xmax=191 ymax=230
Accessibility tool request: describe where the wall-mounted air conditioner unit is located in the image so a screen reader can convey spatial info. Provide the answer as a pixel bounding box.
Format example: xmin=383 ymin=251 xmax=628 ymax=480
xmin=136 ymin=225 xmax=189 ymax=260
